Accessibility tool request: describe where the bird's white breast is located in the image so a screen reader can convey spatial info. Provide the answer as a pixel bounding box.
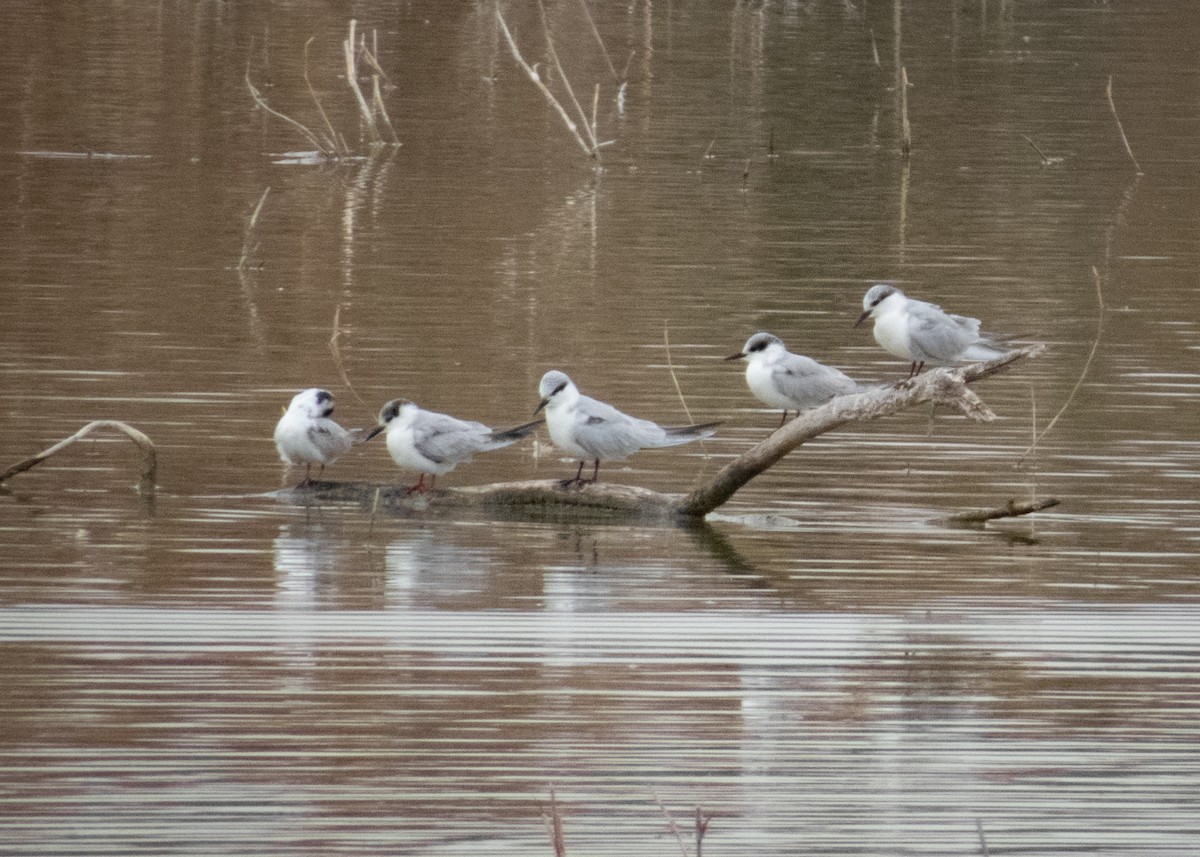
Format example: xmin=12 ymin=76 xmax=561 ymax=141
xmin=746 ymin=359 xmax=795 ymax=410
xmin=872 ymin=305 xmax=916 ymax=360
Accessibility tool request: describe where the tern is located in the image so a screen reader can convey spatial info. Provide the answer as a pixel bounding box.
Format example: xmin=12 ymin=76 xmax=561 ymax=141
xmin=274 ymin=388 xmax=356 ymax=486
xmin=856 ymin=284 xmax=1006 ymax=377
xmin=726 ymin=332 xmax=859 ymax=426
xmin=365 ymin=399 xmax=540 ymax=493
xmin=534 ymin=370 xmax=720 ymax=486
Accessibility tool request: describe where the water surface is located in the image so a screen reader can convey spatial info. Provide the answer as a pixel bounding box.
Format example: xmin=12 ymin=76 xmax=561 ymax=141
xmin=1 ymin=1 xmax=1198 ymax=854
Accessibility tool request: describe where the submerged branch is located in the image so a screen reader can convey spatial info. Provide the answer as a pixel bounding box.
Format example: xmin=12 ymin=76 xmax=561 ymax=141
xmin=1 ymin=420 xmax=157 ymax=495
xmin=940 ymin=497 xmax=1060 ymax=527
xmin=674 ymin=344 xmax=1045 ymax=518
xmin=291 ymin=345 xmax=1046 ymax=523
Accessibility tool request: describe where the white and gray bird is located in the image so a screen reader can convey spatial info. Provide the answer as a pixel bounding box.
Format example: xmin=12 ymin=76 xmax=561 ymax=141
xmin=274 ymin=388 xmax=356 ymax=486
xmin=855 ymin=284 xmax=1006 ymax=377
xmin=364 ymin=399 xmax=541 ymax=493
xmin=726 ymin=332 xmax=859 ymax=426
xmin=534 ymin=370 xmax=721 ymax=486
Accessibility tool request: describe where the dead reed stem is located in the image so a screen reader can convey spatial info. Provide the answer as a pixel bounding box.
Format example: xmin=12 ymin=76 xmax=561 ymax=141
xmin=343 ymin=20 xmax=383 ymax=145
xmin=496 ymin=5 xmax=596 ymax=158
xmin=899 ymin=66 xmax=912 ymax=155
xmin=976 ymin=817 xmax=990 ymax=856
xmin=695 ymin=807 xmax=712 ymax=857
xmin=662 ymin=323 xmax=695 ymax=425
xmin=304 ymin=37 xmax=343 ymax=154
xmin=238 ymin=186 xmax=271 ymax=272
xmin=1106 ymin=75 xmax=1143 ymax=175
xmin=538 ymin=0 xmax=599 ymax=151
xmin=652 ymin=794 xmax=690 ymax=857
xmin=1017 ymin=268 xmax=1103 ymax=463
xmin=1 ymin=421 xmax=157 ymax=495
xmin=329 ymin=304 xmax=367 ymax=406
xmin=578 ymin=0 xmax=619 ymax=80
xmin=246 ymin=64 xmax=329 ymax=154
xmin=541 ymin=787 xmax=566 ymax=857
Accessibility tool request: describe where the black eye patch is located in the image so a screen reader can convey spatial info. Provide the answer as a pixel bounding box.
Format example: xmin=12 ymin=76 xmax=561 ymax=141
xmin=552 ymin=382 xmax=567 ymax=396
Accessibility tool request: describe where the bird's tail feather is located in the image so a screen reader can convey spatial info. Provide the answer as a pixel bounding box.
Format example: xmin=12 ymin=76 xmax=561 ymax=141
xmin=962 ymin=340 xmax=1009 ymax=361
xmin=652 ymin=420 xmax=722 ymax=447
xmin=485 ymin=419 xmax=543 ymax=448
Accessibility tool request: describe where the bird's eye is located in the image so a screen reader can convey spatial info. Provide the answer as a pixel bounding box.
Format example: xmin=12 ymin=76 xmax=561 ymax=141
xmin=750 ymin=341 xmax=766 ymax=352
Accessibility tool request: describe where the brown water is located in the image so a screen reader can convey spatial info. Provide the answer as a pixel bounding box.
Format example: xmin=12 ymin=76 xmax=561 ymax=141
xmin=2 ymin=1 xmax=1198 ymax=854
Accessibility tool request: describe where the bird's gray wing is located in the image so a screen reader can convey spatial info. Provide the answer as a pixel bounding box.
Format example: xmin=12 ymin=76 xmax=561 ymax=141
xmin=906 ymin=302 xmax=980 ymax=362
xmin=412 ymin=413 xmax=490 ymax=464
xmin=308 ymin=420 xmax=353 ymax=460
xmin=774 ymin=354 xmax=859 ymax=406
xmin=569 ymin=395 xmax=662 ymax=459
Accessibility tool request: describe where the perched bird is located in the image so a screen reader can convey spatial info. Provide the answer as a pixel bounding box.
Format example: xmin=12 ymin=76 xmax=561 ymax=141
xmin=534 ymin=370 xmax=721 ymax=486
xmin=726 ymin=332 xmax=859 ymax=426
xmin=274 ymin=388 xmax=355 ymax=486
xmin=364 ymin=399 xmax=540 ymax=493
xmin=856 ymin=284 xmax=1007 ymax=377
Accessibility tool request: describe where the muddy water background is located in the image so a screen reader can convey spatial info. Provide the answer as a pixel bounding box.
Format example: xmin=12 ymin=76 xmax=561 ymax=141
xmin=2 ymin=1 xmax=1198 ymax=854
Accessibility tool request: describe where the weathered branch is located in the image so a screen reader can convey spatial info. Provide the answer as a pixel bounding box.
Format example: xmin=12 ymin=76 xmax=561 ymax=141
xmin=291 ymin=345 xmax=1046 ymax=523
xmin=673 ymin=344 xmax=1044 ymax=517
xmin=1 ymin=420 xmax=157 ymax=495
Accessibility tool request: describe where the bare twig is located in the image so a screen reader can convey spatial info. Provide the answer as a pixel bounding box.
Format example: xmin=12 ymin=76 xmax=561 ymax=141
xmin=976 ymin=817 xmax=990 ymax=856
xmin=371 ymin=74 xmax=400 ymax=144
xmin=538 ymin=0 xmax=599 ymax=151
xmin=303 ymin=37 xmax=343 ymax=154
xmin=1106 ymin=75 xmax=1143 ymax=175
xmin=662 ymin=323 xmax=695 ymax=425
xmin=695 ymin=807 xmax=712 ymax=857
xmin=361 ymin=30 xmax=400 ymax=144
xmin=541 ymin=787 xmax=566 ymax=857
xmin=238 ymin=186 xmax=270 ymax=272
xmin=578 ymin=0 xmax=619 ymax=80
xmin=940 ymin=497 xmax=1060 ymax=527
xmin=246 ymin=63 xmax=330 ymax=154
xmin=329 ymin=305 xmax=367 ymax=406
xmin=652 ymin=794 xmax=690 ymax=857
xmin=1 ymin=421 xmax=157 ymax=495
xmin=1018 ymin=269 xmax=1102 ymax=463
xmin=899 ymin=66 xmax=912 ymax=156
xmin=496 ymin=5 xmax=595 ymax=158
xmin=1019 ymin=133 xmax=1061 ymax=166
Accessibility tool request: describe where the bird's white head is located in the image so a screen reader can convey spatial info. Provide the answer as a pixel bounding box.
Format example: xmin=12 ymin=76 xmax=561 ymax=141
xmin=289 ymin=388 xmax=335 ymax=419
xmin=535 ymin=370 xmax=576 ymax=414
xmin=727 ymin=331 xmax=786 ymax=363
xmin=856 ymin=284 xmax=903 ymax=327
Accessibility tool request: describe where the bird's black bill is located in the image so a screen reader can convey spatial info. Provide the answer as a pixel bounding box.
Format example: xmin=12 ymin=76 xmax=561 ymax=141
xmin=724 ymin=352 xmax=746 ymax=361
xmin=854 ymin=310 xmax=872 ymax=328
xmin=534 ymin=398 xmax=549 ymax=416
xmin=363 ymin=424 xmax=387 ymax=442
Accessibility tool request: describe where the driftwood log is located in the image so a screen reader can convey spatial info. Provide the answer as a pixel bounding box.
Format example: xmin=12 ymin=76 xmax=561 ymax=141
xmin=0 ymin=420 xmax=157 ymax=496
xmin=293 ymin=344 xmax=1051 ymax=524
